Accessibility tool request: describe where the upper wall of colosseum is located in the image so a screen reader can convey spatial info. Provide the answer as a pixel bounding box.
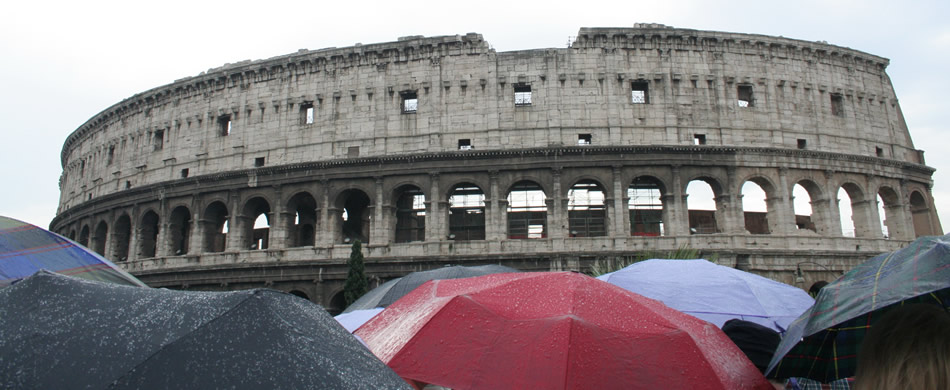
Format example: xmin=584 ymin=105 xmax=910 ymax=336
xmin=57 ymin=26 xmax=922 ymax=211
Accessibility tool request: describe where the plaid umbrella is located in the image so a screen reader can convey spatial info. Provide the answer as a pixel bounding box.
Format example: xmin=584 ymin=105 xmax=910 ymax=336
xmin=767 ymin=234 xmax=950 ymax=381
xmin=0 ymin=216 xmax=145 ymax=287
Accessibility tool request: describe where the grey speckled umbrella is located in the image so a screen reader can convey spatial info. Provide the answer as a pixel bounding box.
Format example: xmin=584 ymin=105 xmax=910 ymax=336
xmin=343 ymin=264 xmax=520 ymax=313
xmin=0 ymin=271 xmax=411 ymax=390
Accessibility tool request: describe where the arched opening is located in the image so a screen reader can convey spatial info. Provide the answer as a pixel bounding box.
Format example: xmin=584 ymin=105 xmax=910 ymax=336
xmin=287 ymin=192 xmax=317 ymax=248
xmin=243 ymin=197 xmax=271 ymax=250
xmin=837 ymin=188 xmax=855 ymax=237
xmin=448 ymin=183 xmax=485 ymax=241
xmin=507 ymin=181 xmax=547 ymax=239
xmin=338 ymin=189 xmax=371 ymax=244
xmin=139 ymin=211 xmax=159 ymax=258
xmin=68 ymin=229 xmax=76 ymax=241
xmin=910 ymin=191 xmax=936 ymax=237
xmin=78 ymin=225 xmax=90 ymax=248
xmin=568 ymin=180 xmax=606 ymax=237
xmin=628 ymin=176 xmax=665 ymax=236
xmin=793 ymin=182 xmax=819 ymax=233
xmin=840 ymin=183 xmax=869 ymax=237
xmin=202 ymin=202 xmax=229 ymax=253
xmin=878 ymin=187 xmax=901 ymax=239
xmin=687 ymin=179 xmax=720 ymax=234
xmin=288 ymin=290 xmax=310 ymax=301
xmin=169 ymin=206 xmax=192 ymax=255
xmin=741 ymin=181 xmax=770 ymax=234
xmin=327 ymin=290 xmax=347 ymax=316
xmin=113 ymin=214 xmax=131 ymax=261
xmin=92 ymin=221 xmax=108 ymax=255
xmin=394 ymin=185 xmax=426 ymax=243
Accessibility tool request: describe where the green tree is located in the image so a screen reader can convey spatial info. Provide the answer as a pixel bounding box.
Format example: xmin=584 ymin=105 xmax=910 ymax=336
xmin=343 ymin=240 xmax=369 ymax=307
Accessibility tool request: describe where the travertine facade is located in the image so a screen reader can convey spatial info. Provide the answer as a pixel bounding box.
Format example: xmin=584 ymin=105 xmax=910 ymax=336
xmin=53 ymin=25 xmax=942 ymax=312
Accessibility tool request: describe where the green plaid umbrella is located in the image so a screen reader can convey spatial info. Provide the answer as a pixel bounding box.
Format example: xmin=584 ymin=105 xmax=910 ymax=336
xmin=767 ymin=234 xmax=950 ymax=381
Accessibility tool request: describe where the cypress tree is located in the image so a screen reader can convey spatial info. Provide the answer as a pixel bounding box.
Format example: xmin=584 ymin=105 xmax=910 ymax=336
xmin=343 ymin=240 xmax=368 ymax=307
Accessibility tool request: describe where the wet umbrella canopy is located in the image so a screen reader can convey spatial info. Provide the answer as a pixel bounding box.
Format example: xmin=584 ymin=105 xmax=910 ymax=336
xmin=343 ymin=264 xmax=519 ymax=312
xmin=0 ymin=271 xmax=411 ymax=390
xmin=356 ymin=272 xmax=773 ymax=390
xmin=597 ymin=259 xmax=814 ymax=332
xmin=0 ymin=215 xmax=145 ymax=287
xmin=767 ymin=234 xmax=950 ymax=381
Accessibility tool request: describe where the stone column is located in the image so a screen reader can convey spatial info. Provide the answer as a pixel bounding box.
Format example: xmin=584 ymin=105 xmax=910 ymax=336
xmin=187 ymin=204 xmax=202 ymax=255
xmin=318 ymin=181 xmax=334 ymax=246
xmin=720 ymin=167 xmax=745 ymax=233
xmin=486 ymin=171 xmax=505 ymax=241
xmin=819 ymin=170 xmax=842 ymax=237
xmin=369 ymin=177 xmax=386 ymax=246
xmin=670 ymin=165 xmax=690 ymax=236
xmin=772 ymin=168 xmax=795 ymax=235
xmin=425 ymin=173 xmax=443 ymax=242
xmin=549 ymin=168 xmax=567 ymax=239
xmin=128 ymin=205 xmax=141 ymax=261
xmin=225 ymin=192 xmax=244 ymax=251
xmin=611 ymin=165 xmax=627 ymax=237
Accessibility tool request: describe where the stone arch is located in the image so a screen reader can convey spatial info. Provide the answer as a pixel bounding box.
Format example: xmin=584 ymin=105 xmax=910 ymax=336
xmin=202 ymin=201 xmax=229 ymax=253
xmin=336 ymin=189 xmax=371 ymax=244
xmin=447 ymin=182 xmax=486 ymax=241
xmin=112 ymin=213 xmax=132 ymax=261
xmin=326 ymin=289 xmax=347 ymax=316
xmin=288 ymin=290 xmax=310 ymax=301
xmin=139 ymin=210 xmax=159 ymax=258
xmin=686 ymin=177 xmax=723 ymax=234
xmin=92 ymin=220 xmax=108 ymax=255
xmin=567 ymin=179 xmax=607 ymax=237
xmin=392 ymin=184 xmax=426 ymax=243
xmin=877 ymin=186 xmax=902 ymax=239
xmin=629 ymin=176 xmax=666 ymax=236
xmin=78 ymin=224 xmax=90 ymax=248
xmin=793 ymin=179 xmax=824 ymax=234
xmin=286 ymin=191 xmax=318 ymax=248
xmin=507 ymin=180 xmax=547 ymax=239
xmin=168 ymin=206 xmax=192 ymax=255
xmin=242 ymin=197 xmax=271 ymax=250
xmin=740 ymin=176 xmax=777 ymax=235
xmin=909 ymin=190 xmax=937 ymax=237
xmin=502 ymin=175 xmax=551 ymax=197
xmin=839 ymin=182 xmax=874 ymax=238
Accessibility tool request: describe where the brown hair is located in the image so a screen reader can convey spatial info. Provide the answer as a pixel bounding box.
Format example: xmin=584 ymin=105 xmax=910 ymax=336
xmin=854 ymin=303 xmax=950 ymax=390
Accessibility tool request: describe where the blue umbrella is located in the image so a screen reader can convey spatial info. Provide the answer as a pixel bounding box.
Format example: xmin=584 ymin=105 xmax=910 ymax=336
xmin=0 ymin=216 xmax=145 ymax=287
xmin=598 ymin=259 xmax=814 ymax=332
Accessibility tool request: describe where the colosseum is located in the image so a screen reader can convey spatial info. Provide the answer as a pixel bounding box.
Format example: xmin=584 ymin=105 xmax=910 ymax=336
xmin=52 ymin=25 xmax=942 ymax=312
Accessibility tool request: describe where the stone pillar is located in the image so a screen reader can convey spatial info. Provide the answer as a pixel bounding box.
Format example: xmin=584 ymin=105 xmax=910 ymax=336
xmin=267 ymin=187 xmax=286 ymax=250
xmin=225 ymin=192 xmax=244 ymax=251
xmin=318 ymin=181 xmax=334 ymax=246
xmin=128 ymin=205 xmax=140 ymax=261
xmin=549 ymin=169 xmax=567 ymax=239
xmin=670 ymin=166 xmax=690 ymax=236
xmin=773 ymin=168 xmax=795 ymax=235
xmin=187 ymin=205 xmax=202 ymax=255
xmin=611 ymin=165 xmax=627 ymax=237
xmin=369 ymin=177 xmax=386 ymax=245
xmin=819 ymin=171 xmax=842 ymax=237
xmin=486 ymin=171 xmax=505 ymax=241
xmin=720 ymin=167 xmax=744 ymax=233
xmin=425 ymin=173 xmax=443 ymax=242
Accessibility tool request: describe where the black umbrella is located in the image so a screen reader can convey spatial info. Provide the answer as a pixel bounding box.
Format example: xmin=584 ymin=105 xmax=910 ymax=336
xmin=344 ymin=264 xmax=520 ymax=312
xmin=0 ymin=271 xmax=411 ymax=389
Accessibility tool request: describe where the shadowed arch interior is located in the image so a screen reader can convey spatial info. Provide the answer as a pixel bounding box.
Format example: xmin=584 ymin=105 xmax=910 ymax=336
xmin=629 ymin=176 xmax=665 ymax=236
xmin=448 ymin=183 xmax=485 ymax=241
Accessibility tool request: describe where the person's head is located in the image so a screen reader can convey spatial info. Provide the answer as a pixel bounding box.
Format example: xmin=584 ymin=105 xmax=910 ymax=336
xmin=808 ymin=281 xmax=828 ymax=298
xmin=854 ymin=303 xmax=950 ymax=390
xmin=721 ymin=319 xmax=781 ymax=374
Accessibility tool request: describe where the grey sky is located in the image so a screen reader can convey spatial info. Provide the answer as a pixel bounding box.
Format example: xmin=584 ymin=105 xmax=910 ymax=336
xmin=2 ymin=0 xmax=947 ymax=234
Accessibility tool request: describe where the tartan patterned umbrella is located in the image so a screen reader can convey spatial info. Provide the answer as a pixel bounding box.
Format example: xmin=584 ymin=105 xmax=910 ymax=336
xmin=767 ymin=234 xmax=950 ymax=381
xmin=0 ymin=216 xmax=145 ymax=287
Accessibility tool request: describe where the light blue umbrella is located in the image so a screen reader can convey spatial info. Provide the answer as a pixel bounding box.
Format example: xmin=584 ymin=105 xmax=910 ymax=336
xmin=597 ymin=259 xmax=813 ymax=332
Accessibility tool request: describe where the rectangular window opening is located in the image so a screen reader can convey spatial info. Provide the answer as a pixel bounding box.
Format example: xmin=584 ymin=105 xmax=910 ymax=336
xmin=347 ymin=146 xmax=360 ymax=157
xmin=797 ymin=139 xmax=807 ymax=149
xmin=458 ymin=139 xmax=473 ymax=150
xmin=218 ymin=115 xmax=232 ymax=136
xmin=578 ymin=134 xmax=592 ymax=145
xmin=181 ymin=168 xmax=189 ymax=178
xmin=876 ymin=146 xmax=884 ymax=157
xmin=694 ymin=134 xmax=706 ymax=145
xmin=831 ymin=93 xmax=844 ymax=117
xmin=401 ymin=91 xmax=418 ymax=114
xmin=107 ymin=145 xmax=115 ymax=165
xmin=301 ymin=103 xmax=315 ymax=124
xmin=254 ymin=157 xmax=265 ymax=167
xmin=737 ymin=85 xmax=754 ymax=107
xmin=153 ymin=130 xmax=165 ymax=151
xmin=514 ymin=84 xmax=532 ymax=106
xmin=631 ymin=81 xmax=649 ymax=104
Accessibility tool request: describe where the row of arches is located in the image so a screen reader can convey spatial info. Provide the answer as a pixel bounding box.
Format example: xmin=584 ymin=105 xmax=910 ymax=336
xmin=62 ymin=171 xmax=938 ymax=262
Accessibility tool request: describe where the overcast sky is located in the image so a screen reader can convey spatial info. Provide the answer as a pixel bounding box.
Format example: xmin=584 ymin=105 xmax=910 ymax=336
xmin=2 ymin=0 xmax=948 ymax=234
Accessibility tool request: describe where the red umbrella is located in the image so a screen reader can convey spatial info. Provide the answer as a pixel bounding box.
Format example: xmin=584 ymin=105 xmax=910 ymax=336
xmin=355 ymin=272 xmax=772 ymax=390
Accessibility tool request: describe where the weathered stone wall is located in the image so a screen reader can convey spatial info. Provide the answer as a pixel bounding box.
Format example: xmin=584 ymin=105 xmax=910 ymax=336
xmin=52 ymin=26 xmax=942 ymax=310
